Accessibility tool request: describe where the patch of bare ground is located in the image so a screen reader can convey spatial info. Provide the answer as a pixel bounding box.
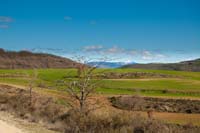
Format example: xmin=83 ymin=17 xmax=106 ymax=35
xmin=0 ymin=111 xmax=58 ymax=133
xmin=105 ymin=78 xmax=181 ymax=81
xmin=0 ymin=115 xmax=22 ymax=133
xmin=110 ymin=96 xmax=200 ymax=113
xmin=100 ymin=72 xmax=182 ymax=79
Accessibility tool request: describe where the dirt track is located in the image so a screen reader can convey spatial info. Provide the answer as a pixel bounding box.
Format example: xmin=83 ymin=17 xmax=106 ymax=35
xmin=0 ymin=111 xmax=58 ymax=133
xmin=0 ymin=119 xmax=22 ymax=133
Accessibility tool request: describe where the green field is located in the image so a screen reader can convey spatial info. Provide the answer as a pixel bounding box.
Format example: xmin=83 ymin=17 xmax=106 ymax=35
xmin=0 ymin=68 xmax=200 ymax=98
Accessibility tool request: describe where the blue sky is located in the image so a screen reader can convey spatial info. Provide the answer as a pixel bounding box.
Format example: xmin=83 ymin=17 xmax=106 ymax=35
xmin=0 ymin=0 xmax=200 ymax=63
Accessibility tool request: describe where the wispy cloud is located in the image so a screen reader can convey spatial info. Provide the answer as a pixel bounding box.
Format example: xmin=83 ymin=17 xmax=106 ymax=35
xmin=0 ymin=16 xmax=13 ymax=29
xmin=104 ymin=46 xmax=125 ymax=54
xmin=0 ymin=24 xmax=9 ymax=29
xmin=64 ymin=16 xmax=72 ymax=21
xmin=83 ymin=45 xmax=103 ymax=52
xmin=82 ymin=45 xmax=167 ymax=61
xmin=141 ymin=51 xmax=153 ymax=60
xmin=26 ymin=46 xmax=171 ymax=63
xmin=30 ymin=48 xmax=68 ymax=54
xmin=0 ymin=16 xmax=13 ymax=22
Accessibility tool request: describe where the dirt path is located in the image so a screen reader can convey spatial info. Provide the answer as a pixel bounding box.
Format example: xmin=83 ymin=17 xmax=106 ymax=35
xmin=0 ymin=111 xmax=59 ymax=133
xmin=0 ymin=119 xmax=22 ymax=133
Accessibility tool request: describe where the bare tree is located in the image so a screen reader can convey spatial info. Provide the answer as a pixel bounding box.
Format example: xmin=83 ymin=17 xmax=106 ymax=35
xmin=67 ymin=65 xmax=98 ymax=115
xmin=61 ymin=56 xmax=108 ymax=116
xmin=27 ymin=69 xmax=38 ymax=106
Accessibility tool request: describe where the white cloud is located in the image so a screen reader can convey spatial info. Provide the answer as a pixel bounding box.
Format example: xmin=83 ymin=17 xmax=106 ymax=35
xmin=29 ymin=48 xmax=68 ymax=55
xmin=0 ymin=16 xmax=13 ymax=29
xmin=30 ymin=46 xmax=168 ymax=63
xmin=141 ymin=50 xmax=166 ymax=60
xmin=141 ymin=50 xmax=153 ymax=60
xmin=83 ymin=45 xmax=103 ymax=52
xmin=127 ymin=50 xmax=138 ymax=55
xmin=82 ymin=45 xmax=168 ymax=62
xmin=156 ymin=54 xmax=166 ymax=58
xmin=83 ymin=45 xmax=164 ymax=57
xmin=105 ymin=46 xmax=124 ymax=54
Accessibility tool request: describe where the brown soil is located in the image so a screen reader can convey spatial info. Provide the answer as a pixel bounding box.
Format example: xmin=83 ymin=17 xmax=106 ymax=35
xmin=110 ymin=96 xmax=200 ymax=114
xmin=100 ymin=72 xmax=180 ymax=79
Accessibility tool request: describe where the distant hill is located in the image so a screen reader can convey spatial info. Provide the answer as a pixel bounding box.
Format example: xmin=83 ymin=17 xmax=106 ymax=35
xmin=122 ymin=58 xmax=200 ymax=72
xmin=87 ymin=61 xmax=136 ymax=68
xmin=0 ymin=48 xmax=80 ymax=69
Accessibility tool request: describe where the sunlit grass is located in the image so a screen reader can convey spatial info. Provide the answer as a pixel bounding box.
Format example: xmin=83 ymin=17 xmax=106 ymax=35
xmin=0 ymin=68 xmax=200 ymax=98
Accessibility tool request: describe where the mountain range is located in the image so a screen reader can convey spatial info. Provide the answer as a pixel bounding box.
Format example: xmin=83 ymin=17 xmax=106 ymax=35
xmin=122 ymin=58 xmax=200 ymax=72
xmin=87 ymin=61 xmax=136 ymax=68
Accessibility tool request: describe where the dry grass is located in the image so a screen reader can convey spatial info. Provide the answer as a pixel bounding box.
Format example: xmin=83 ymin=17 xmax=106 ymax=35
xmin=1 ymin=83 xmax=200 ymax=127
xmin=90 ymin=96 xmax=200 ymax=127
xmin=152 ymin=112 xmax=200 ymax=126
xmin=0 ymin=84 xmax=200 ymax=133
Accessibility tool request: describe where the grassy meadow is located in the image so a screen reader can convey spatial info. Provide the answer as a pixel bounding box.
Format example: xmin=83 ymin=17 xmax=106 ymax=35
xmin=0 ymin=68 xmax=200 ymax=98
